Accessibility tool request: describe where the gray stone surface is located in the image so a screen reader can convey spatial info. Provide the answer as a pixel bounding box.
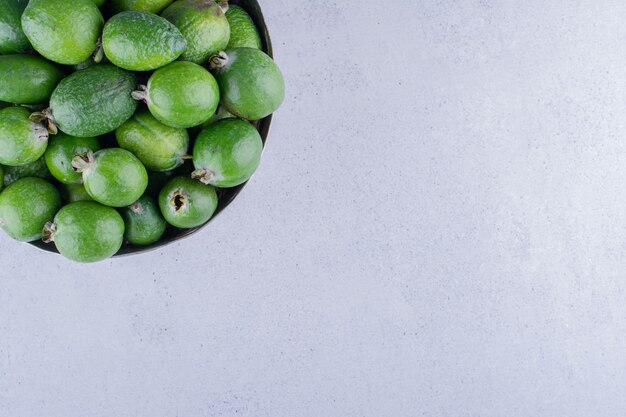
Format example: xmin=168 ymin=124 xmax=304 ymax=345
xmin=2 ymin=0 xmax=626 ymax=416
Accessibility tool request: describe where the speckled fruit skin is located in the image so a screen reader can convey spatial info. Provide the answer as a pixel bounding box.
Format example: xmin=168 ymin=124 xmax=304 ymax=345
xmin=144 ymin=61 xmax=219 ymax=128
xmin=0 ymin=55 xmax=64 ymax=105
xmin=212 ymin=48 xmax=285 ymax=120
xmin=21 ymin=0 xmax=104 ymax=65
xmin=158 ymin=176 xmax=217 ymax=228
xmin=161 ymin=0 xmax=230 ymax=64
xmin=0 ymin=107 xmax=48 ymax=166
xmin=82 ymin=148 xmax=148 ymax=207
xmin=121 ymin=195 xmax=166 ymax=245
xmin=45 ymin=134 xmax=100 ymax=184
xmin=193 ymin=119 xmax=262 ymax=187
xmin=0 ymin=0 xmax=30 ymax=54
xmin=51 ymin=201 xmax=124 ymax=263
xmin=103 ymin=11 xmax=187 ymax=71
xmin=3 ymin=156 xmax=52 ymax=186
xmin=116 ymin=111 xmax=189 ymax=172
xmin=61 ymin=183 xmax=93 ymax=203
xmin=226 ymin=5 xmax=262 ymax=50
xmin=0 ymin=177 xmax=61 ymax=242
xmin=51 ymin=65 xmax=138 ymax=137
xmin=112 ymin=0 xmax=174 ymax=14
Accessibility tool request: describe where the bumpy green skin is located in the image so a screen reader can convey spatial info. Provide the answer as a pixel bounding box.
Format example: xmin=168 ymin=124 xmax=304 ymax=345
xmin=103 ymin=11 xmax=187 ymax=71
xmin=21 ymin=0 xmax=104 ymax=65
xmin=116 ymin=111 xmax=189 ymax=172
xmin=0 ymin=107 xmax=48 ymax=166
xmin=3 ymin=157 xmax=52 ymax=186
xmin=146 ymin=61 xmax=219 ymax=128
xmin=45 ymin=133 xmax=100 ymax=184
xmin=51 ymin=201 xmax=124 ymax=263
xmin=112 ymin=0 xmax=174 ymax=14
xmin=51 ymin=65 xmax=138 ymax=137
xmin=61 ymin=183 xmax=93 ymax=203
xmin=158 ymin=176 xmax=217 ymax=228
xmin=82 ymin=148 xmax=148 ymax=207
xmin=0 ymin=0 xmax=30 ymax=54
xmin=0 ymin=178 xmax=61 ymax=242
xmin=226 ymin=5 xmax=262 ymax=50
xmin=213 ymin=48 xmax=285 ymax=120
xmin=193 ymin=119 xmax=262 ymax=188
xmin=0 ymin=55 xmax=64 ymax=105
xmin=161 ymin=0 xmax=230 ymax=64
xmin=121 ymin=195 xmax=166 ymax=245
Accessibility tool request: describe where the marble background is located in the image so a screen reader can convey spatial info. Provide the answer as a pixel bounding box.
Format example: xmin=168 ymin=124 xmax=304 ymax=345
xmin=2 ymin=0 xmax=626 ymax=415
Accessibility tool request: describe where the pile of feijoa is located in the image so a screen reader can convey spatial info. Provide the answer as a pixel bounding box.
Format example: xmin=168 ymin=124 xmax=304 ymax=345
xmin=0 ymin=0 xmax=284 ymax=262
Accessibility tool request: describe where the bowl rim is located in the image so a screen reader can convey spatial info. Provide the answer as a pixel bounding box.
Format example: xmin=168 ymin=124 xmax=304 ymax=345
xmin=28 ymin=0 xmax=274 ymax=257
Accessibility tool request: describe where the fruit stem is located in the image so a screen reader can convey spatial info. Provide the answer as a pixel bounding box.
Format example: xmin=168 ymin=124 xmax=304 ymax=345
xmin=209 ymin=52 xmax=229 ymax=71
xmin=29 ymin=108 xmax=58 ymax=135
xmin=93 ymin=37 xmax=104 ymax=64
xmin=170 ymin=190 xmax=188 ymax=212
xmin=131 ymin=85 xmax=148 ymax=102
xmin=191 ymin=169 xmax=215 ymax=185
xmin=218 ymin=1 xmax=229 ymax=13
xmin=42 ymin=222 xmax=56 ymax=243
xmin=71 ymin=150 xmax=95 ymax=173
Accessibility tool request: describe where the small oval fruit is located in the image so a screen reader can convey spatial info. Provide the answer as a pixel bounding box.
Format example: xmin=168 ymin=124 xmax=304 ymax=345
xmin=225 ymin=5 xmax=262 ymax=50
xmin=73 ymin=148 xmax=148 ymax=207
xmin=158 ymin=176 xmax=217 ymax=228
xmin=210 ymin=48 xmax=285 ymax=120
xmin=121 ymin=195 xmax=166 ymax=245
xmin=192 ymin=119 xmax=263 ymax=188
xmin=0 ymin=107 xmax=48 ymax=166
xmin=116 ymin=111 xmax=189 ymax=172
xmin=0 ymin=0 xmax=30 ymax=54
xmin=111 ymin=0 xmax=174 ymax=14
xmin=133 ymin=61 xmax=219 ymax=128
xmin=21 ymin=0 xmax=104 ymax=65
xmin=0 ymin=55 xmax=64 ymax=105
xmin=61 ymin=183 xmax=94 ymax=203
xmin=44 ymin=133 xmax=100 ymax=184
xmin=103 ymin=11 xmax=187 ymax=71
xmin=3 ymin=156 xmax=52 ymax=186
xmin=161 ymin=0 xmax=230 ymax=64
xmin=48 ymin=65 xmax=138 ymax=137
xmin=44 ymin=201 xmax=124 ymax=263
xmin=0 ymin=177 xmax=61 ymax=242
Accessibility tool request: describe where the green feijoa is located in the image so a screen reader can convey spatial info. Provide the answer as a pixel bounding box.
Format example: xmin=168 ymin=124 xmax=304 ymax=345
xmin=133 ymin=61 xmax=218 ymax=128
xmin=161 ymin=0 xmax=230 ymax=64
xmin=0 ymin=0 xmax=30 ymax=54
xmin=3 ymin=157 xmax=52 ymax=186
xmin=0 ymin=55 xmax=64 ymax=105
xmin=61 ymin=183 xmax=93 ymax=203
xmin=73 ymin=148 xmax=148 ymax=208
xmin=0 ymin=107 xmax=48 ymax=166
xmin=111 ymin=0 xmax=174 ymax=14
xmin=0 ymin=177 xmax=61 ymax=242
xmin=44 ymin=133 xmax=100 ymax=184
xmin=21 ymin=0 xmax=104 ymax=65
xmin=158 ymin=176 xmax=217 ymax=228
xmin=121 ymin=195 xmax=166 ymax=245
xmin=225 ymin=5 xmax=262 ymax=50
xmin=116 ymin=111 xmax=189 ymax=172
xmin=210 ymin=48 xmax=285 ymax=120
xmin=43 ymin=201 xmax=124 ymax=263
xmin=191 ymin=119 xmax=262 ymax=188
xmin=103 ymin=11 xmax=187 ymax=71
xmin=48 ymin=65 xmax=138 ymax=137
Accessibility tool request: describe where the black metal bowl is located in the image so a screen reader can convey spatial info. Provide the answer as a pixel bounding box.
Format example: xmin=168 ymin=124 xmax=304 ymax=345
xmin=29 ymin=0 xmax=273 ymax=257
